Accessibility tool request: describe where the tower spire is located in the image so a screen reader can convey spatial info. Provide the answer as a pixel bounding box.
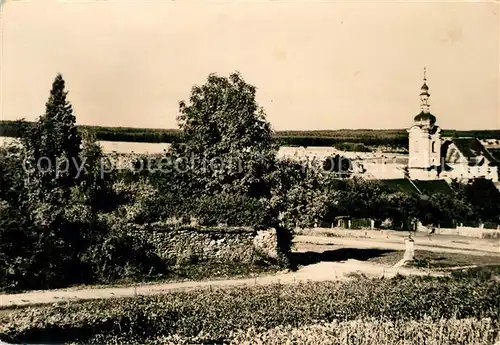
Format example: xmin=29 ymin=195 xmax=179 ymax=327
xmin=420 ymin=67 xmax=430 ymax=113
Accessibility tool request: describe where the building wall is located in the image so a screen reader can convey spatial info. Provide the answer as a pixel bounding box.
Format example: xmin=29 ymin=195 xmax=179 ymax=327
xmin=442 ymin=163 xmax=499 ymax=182
xmin=408 ymin=168 xmax=438 ymax=181
xmin=408 ymin=126 xmax=441 ymax=170
xmin=428 ymin=130 xmax=442 ymax=167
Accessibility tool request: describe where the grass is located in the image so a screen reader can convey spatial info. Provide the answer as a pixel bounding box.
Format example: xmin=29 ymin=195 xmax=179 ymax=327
xmin=1 ymin=275 xmax=499 ymax=344
xmin=409 ymin=250 xmax=500 ymax=269
xmin=366 ymin=249 xmax=500 ymax=269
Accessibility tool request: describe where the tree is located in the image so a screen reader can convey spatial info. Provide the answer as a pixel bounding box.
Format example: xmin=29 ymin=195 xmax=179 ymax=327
xmin=21 ymin=74 xmax=83 ymax=202
xmin=5 ymin=75 xmax=93 ymax=289
xmin=329 ymin=178 xmax=388 ymax=219
xmin=78 ymin=131 xmax=116 ymax=214
xmin=464 ymin=178 xmax=500 ymax=224
xmin=272 ymin=162 xmax=332 ymax=229
xmin=0 ymin=141 xmax=26 ymax=208
xmin=169 ymin=72 xmax=278 ymax=198
xmin=383 ymin=192 xmax=419 ymax=230
xmin=416 ymin=191 xmax=474 ymax=228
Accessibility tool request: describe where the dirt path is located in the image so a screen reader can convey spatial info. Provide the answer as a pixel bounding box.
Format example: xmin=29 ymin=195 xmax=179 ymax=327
xmin=0 ymin=259 xmax=439 ymax=309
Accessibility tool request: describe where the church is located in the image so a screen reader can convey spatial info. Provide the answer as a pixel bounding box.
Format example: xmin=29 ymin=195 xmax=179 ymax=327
xmin=406 ymin=69 xmax=499 ymax=183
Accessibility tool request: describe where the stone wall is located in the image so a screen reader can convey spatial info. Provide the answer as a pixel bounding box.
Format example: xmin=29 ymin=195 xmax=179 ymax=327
xmin=124 ymin=223 xmax=280 ymax=265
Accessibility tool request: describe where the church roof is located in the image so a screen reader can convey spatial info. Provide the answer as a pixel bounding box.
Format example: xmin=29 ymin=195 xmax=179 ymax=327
xmin=421 ymin=82 xmax=429 ymax=91
xmin=414 ymin=111 xmax=436 ymax=124
xmin=450 ymin=138 xmax=499 ymax=166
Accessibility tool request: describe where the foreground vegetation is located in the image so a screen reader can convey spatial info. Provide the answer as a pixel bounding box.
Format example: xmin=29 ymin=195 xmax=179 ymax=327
xmin=228 ymin=318 xmax=499 ymax=345
xmin=1 ymin=275 xmax=498 ymax=344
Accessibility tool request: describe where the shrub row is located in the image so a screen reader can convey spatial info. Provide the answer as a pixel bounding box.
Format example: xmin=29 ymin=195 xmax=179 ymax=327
xmin=1 ymin=276 xmax=499 ymax=344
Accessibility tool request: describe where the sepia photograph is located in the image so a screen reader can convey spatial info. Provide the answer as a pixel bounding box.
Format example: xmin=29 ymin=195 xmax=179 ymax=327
xmin=0 ymin=0 xmax=499 ymax=344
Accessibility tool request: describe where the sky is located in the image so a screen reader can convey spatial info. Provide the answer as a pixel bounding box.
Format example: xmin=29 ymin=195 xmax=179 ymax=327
xmin=0 ymin=0 xmax=499 ymax=131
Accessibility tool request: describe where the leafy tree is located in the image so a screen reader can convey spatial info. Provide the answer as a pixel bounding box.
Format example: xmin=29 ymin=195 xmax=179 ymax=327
xmin=329 ymin=178 xmax=386 ymax=219
xmin=416 ymin=191 xmax=474 ymax=227
xmin=0 ymin=142 xmax=26 ymax=207
xmin=191 ymin=193 xmax=272 ymax=228
xmin=274 ymin=163 xmax=331 ymax=228
xmin=78 ymin=132 xmax=116 ymax=214
xmin=382 ymin=192 xmax=419 ymax=230
xmin=169 ymin=72 xmax=278 ymax=198
xmin=464 ymin=178 xmax=500 ymax=224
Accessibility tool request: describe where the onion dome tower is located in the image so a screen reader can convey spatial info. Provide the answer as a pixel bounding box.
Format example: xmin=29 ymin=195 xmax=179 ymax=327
xmin=413 ymin=67 xmax=437 ymax=128
xmin=407 ymin=67 xmax=442 ymax=180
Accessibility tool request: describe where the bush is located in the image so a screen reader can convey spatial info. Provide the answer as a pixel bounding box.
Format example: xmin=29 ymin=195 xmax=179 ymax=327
xmin=190 ymin=193 xmax=272 ymax=229
xmin=81 ymin=229 xmax=168 ymax=283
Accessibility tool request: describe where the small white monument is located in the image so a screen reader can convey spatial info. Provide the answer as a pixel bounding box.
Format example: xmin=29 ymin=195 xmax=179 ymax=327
xmin=404 ymin=237 xmax=415 ymax=261
xmin=394 ymin=234 xmax=415 ymax=268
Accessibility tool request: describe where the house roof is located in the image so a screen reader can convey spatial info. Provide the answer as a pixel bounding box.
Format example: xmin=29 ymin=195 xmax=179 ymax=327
xmin=450 ymin=138 xmax=499 ymax=166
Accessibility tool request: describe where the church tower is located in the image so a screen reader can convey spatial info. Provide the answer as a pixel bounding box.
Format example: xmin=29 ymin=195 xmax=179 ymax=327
xmin=407 ymin=68 xmax=442 ymax=180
